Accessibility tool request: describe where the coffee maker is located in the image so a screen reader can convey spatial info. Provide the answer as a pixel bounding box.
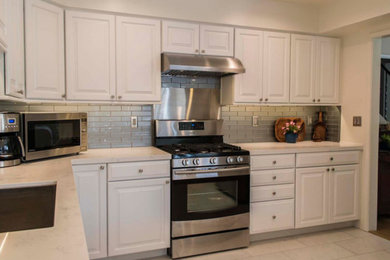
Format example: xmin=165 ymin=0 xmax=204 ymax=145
xmin=0 ymin=112 xmax=24 ymax=167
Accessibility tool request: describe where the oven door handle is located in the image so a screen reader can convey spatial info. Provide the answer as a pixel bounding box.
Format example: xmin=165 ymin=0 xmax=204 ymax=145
xmin=173 ymin=166 xmax=250 ymax=180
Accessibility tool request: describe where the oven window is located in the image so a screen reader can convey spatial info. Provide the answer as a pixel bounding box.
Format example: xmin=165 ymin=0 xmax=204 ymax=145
xmin=27 ymin=120 xmax=80 ymax=151
xmin=187 ymin=181 xmax=238 ymax=213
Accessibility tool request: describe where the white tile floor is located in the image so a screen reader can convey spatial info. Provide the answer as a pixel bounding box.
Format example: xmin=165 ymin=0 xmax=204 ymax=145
xmin=150 ymin=228 xmax=390 ymax=260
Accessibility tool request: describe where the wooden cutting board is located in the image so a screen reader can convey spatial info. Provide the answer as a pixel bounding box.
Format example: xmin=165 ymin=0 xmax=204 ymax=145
xmin=275 ymin=117 xmax=306 ymax=142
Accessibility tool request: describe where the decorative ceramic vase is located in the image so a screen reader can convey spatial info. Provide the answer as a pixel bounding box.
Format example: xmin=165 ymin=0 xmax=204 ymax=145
xmin=285 ymin=133 xmax=298 ymax=143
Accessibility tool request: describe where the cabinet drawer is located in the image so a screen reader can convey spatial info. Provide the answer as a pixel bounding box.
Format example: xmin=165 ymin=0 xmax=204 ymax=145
xmin=251 ymin=184 xmax=294 ymax=202
xmin=108 ymin=160 xmax=170 ymax=181
xmin=251 ymin=154 xmax=295 ymax=170
xmin=250 ymin=199 xmax=294 ymax=234
xmin=251 ymin=168 xmax=295 ymax=186
xmin=296 ymin=151 xmax=360 ymax=168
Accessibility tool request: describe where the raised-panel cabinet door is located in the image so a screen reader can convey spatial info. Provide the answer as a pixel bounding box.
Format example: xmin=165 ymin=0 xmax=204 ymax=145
xmin=263 ymin=32 xmax=290 ymax=103
xmin=162 ymin=21 xmax=199 ymax=54
xmin=329 ymin=165 xmax=359 ymax=223
xmin=116 ymin=16 xmax=161 ymax=102
xmin=200 ymin=25 xmax=234 ymax=56
xmin=0 ymin=0 xmax=7 ymax=50
xmin=73 ymin=164 xmax=107 ymax=259
xmin=108 ymin=178 xmax=170 ymax=256
xmin=66 ymin=11 xmax=115 ymax=101
xmin=316 ymin=37 xmax=340 ymax=104
xmin=25 ymin=0 xmax=65 ymax=100
xmin=233 ymin=28 xmax=263 ymax=103
xmin=290 ymin=34 xmax=316 ymax=103
xmin=5 ymin=0 xmax=25 ymax=98
xmin=296 ymin=167 xmax=329 ymax=228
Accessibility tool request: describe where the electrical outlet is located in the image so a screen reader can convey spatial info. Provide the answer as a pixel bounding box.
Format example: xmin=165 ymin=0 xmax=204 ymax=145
xmin=131 ymin=116 xmax=138 ymax=128
xmin=252 ymin=116 xmax=259 ymax=127
xmin=353 ymin=116 xmax=362 ymax=127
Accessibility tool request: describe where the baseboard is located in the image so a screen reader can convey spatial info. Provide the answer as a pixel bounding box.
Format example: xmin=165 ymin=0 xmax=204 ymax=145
xmin=103 ymin=249 xmax=168 ymax=260
xmin=250 ymin=221 xmax=357 ymax=242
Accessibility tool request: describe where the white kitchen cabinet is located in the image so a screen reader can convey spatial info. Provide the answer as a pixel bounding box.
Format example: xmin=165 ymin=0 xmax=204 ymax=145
xmin=65 ymin=11 xmax=116 ymax=101
xmin=263 ymin=32 xmax=290 ymax=103
xmin=162 ymin=21 xmax=199 ymax=54
xmin=199 ymin=24 xmax=234 ymax=56
xmin=316 ymin=37 xmax=340 ymax=103
xmin=108 ymin=178 xmax=170 ymax=256
xmin=290 ymin=35 xmax=340 ymax=104
xmin=73 ymin=164 xmax=107 ymax=259
xmin=230 ymin=28 xmax=263 ymax=103
xmin=295 ymin=166 xmax=329 ymax=228
xmin=116 ymin=16 xmax=161 ymax=102
xmin=0 ymin=0 xmax=7 ymax=51
xmin=4 ymin=0 xmax=24 ymax=98
xmin=25 ymin=0 xmax=65 ymax=100
xmin=290 ymin=34 xmax=316 ymax=103
xmin=329 ymin=165 xmax=359 ymax=223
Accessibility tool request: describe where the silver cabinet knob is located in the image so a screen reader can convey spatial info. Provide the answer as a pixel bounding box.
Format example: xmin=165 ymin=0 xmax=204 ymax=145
xmin=272 ymin=176 xmax=277 ymax=180
xmin=201 ymin=50 xmax=205 ymax=53
xmin=138 ymin=169 xmax=144 ymax=173
xmin=313 ymin=99 xmax=316 ymax=102
xmin=17 ymin=90 xmax=24 ymax=94
xmin=99 ymin=165 xmax=105 ymax=170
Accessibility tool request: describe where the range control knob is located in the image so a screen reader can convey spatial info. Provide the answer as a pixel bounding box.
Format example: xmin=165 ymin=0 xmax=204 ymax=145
xmin=210 ymin=157 xmax=217 ymax=164
xmin=193 ymin=159 xmax=200 ymax=165
xmin=227 ymin=157 xmax=235 ymax=164
xmin=237 ymin=156 xmax=244 ymax=163
xmin=182 ymin=159 xmax=189 ymax=166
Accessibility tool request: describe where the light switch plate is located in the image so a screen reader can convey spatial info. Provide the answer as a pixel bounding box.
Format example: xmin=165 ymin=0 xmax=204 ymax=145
xmin=353 ymin=116 xmax=362 ymax=127
xmin=252 ymin=116 xmax=259 ymax=127
xmin=131 ymin=116 xmax=138 ymax=128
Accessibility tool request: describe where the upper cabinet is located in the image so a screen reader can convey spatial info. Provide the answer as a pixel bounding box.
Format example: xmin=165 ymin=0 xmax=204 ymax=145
xmin=5 ymin=0 xmax=25 ymax=98
xmin=222 ymin=29 xmax=290 ymax=104
xmin=65 ymin=11 xmax=116 ymax=101
xmin=162 ymin=21 xmax=234 ymax=56
xmin=116 ymin=16 xmax=161 ymax=102
xmin=290 ymin=34 xmax=340 ymax=104
xmin=0 ymin=0 xmax=7 ymax=51
xmin=25 ymin=0 xmax=65 ymax=100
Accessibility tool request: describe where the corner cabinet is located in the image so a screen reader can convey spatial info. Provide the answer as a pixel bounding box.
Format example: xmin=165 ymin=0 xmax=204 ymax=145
xmin=73 ymin=164 xmax=107 ymax=259
xmin=162 ymin=20 xmax=234 ymax=56
xmin=25 ymin=0 xmax=65 ymax=100
xmin=116 ymin=16 xmax=161 ymax=102
xmin=290 ymin=34 xmax=340 ymax=104
xmin=0 ymin=0 xmax=7 ymax=51
xmin=65 ymin=11 xmax=116 ymax=101
xmin=108 ymin=178 xmax=170 ymax=256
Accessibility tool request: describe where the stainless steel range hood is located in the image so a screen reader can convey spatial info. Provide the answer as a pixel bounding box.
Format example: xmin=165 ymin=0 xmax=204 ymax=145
xmin=161 ymin=53 xmax=245 ymax=77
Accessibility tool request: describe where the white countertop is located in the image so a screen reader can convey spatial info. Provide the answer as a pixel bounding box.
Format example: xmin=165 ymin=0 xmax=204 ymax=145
xmin=236 ymin=141 xmax=363 ymax=155
xmin=0 ymin=147 xmax=170 ymax=260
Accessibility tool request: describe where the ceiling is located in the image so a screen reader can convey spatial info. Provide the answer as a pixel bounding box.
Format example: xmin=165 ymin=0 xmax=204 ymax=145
xmin=278 ymin=0 xmax=335 ymax=6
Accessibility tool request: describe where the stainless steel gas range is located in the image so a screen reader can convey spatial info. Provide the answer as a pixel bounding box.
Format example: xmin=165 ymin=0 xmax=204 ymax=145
xmin=154 ymin=119 xmax=250 ymax=259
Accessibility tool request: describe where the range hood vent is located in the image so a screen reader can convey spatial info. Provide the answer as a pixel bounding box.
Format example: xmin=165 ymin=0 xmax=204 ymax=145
xmin=161 ymin=53 xmax=245 ymax=77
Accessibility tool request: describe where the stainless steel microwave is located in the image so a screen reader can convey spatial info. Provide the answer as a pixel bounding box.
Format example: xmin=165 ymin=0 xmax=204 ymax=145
xmin=20 ymin=112 xmax=87 ymax=161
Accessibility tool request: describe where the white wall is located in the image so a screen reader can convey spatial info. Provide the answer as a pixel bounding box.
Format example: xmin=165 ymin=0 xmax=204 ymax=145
xmin=51 ymin=0 xmax=319 ymax=33
xmin=319 ymin=0 xmax=390 ymax=33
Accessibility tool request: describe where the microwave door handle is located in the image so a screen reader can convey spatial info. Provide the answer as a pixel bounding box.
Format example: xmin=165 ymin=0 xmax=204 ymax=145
xmin=174 ymin=166 xmax=250 ymax=175
xmin=17 ymin=136 xmax=26 ymax=158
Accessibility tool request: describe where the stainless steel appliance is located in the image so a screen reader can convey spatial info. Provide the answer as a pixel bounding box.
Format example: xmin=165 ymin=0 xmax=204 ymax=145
xmin=21 ymin=112 xmax=87 ymax=161
xmin=0 ymin=112 xmax=24 ymax=167
xmin=155 ymin=120 xmax=250 ymax=259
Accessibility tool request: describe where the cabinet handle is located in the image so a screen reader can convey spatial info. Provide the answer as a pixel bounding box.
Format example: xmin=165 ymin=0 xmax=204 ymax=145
xmin=265 ymin=98 xmax=268 ymax=101
xmin=61 ymin=94 xmax=66 ymax=98
xmin=272 ymin=176 xmax=277 ymax=180
xmin=272 ymin=192 xmax=276 ymax=196
xmin=195 ymin=49 xmax=199 ymax=53
xmin=111 ymin=95 xmax=115 ymax=99
xmin=313 ymin=99 xmax=316 ymax=102
xmin=259 ymin=98 xmax=263 ymax=101
xmin=330 ymin=157 xmax=334 ymax=161
xmin=317 ymin=99 xmax=321 ymax=102
xmin=118 ymin=96 xmax=122 ymax=99
xmin=327 ymin=168 xmax=330 ymax=172
xmin=166 ymin=180 xmax=170 ymax=184
xmin=17 ymin=90 xmax=24 ymax=94
xmin=273 ymin=160 xmax=277 ymax=165
xmin=201 ymin=50 xmax=205 ymax=53
xmin=99 ymin=165 xmax=105 ymax=170
xmin=138 ymin=169 xmax=144 ymax=173
xmin=272 ymin=215 xmax=277 ymax=220
xmin=331 ymin=168 xmax=335 ymax=172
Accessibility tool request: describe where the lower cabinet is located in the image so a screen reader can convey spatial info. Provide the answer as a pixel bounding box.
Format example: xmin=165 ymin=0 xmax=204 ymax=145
xmin=73 ymin=164 xmax=107 ymax=259
xmin=108 ymin=178 xmax=170 ymax=256
xmin=295 ymin=164 xmax=359 ymax=228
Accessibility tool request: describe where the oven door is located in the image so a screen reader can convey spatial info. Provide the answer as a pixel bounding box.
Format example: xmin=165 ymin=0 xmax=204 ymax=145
xmin=171 ymin=166 xmax=250 ymax=237
xmin=22 ymin=113 xmax=82 ymax=161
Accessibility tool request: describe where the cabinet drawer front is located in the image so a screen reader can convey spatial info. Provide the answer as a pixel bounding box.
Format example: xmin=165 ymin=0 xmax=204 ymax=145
xmin=251 ymin=184 xmax=294 ymax=202
xmin=250 ymin=199 xmax=294 ymax=234
xmin=251 ymin=154 xmax=295 ymax=170
xmin=251 ymin=168 xmax=295 ymax=186
xmin=296 ymin=151 xmax=360 ymax=167
xmin=108 ymin=161 xmax=170 ymax=181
